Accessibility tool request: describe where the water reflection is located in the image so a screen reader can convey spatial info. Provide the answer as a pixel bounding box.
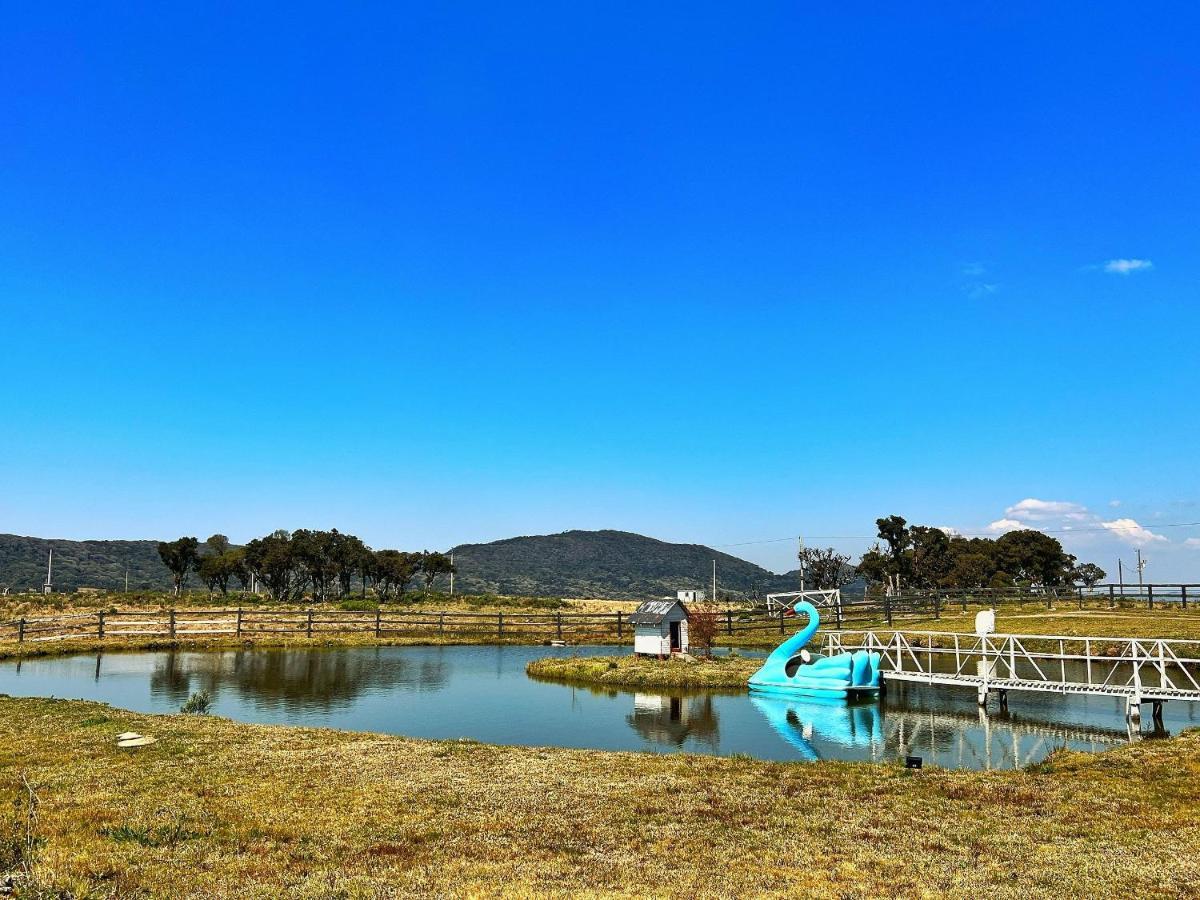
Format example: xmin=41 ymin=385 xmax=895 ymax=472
xmin=0 ymin=645 xmax=1189 ymax=769
xmin=627 ymin=694 xmax=720 ymax=751
xmin=148 ymin=648 xmax=448 ymax=711
xmin=749 ymin=695 xmax=882 ymax=761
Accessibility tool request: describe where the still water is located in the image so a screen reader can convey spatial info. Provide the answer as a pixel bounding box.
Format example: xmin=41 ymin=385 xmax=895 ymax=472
xmin=3 ymin=645 xmax=1196 ymax=770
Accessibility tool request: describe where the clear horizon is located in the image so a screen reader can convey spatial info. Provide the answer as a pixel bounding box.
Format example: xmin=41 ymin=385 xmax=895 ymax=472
xmin=2 ymin=4 xmax=1197 ymax=580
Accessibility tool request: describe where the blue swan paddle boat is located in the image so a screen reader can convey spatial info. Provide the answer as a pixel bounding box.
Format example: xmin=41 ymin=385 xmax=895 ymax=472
xmin=748 ymin=600 xmax=882 ymax=699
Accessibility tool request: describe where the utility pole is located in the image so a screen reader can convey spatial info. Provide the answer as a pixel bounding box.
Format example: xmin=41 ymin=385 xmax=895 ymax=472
xmin=1118 ymin=559 xmax=1125 ymax=597
xmin=43 ymin=548 xmax=53 ymax=595
xmin=450 ymin=553 xmax=455 ymax=596
xmin=797 ymin=536 xmax=805 ymax=591
xmin=125 ymin=567 xmax=130 ymax=592
xmin=711 ymin=559 xmax=717 ymax=604
xmin=1136 ymin=549 xmax=1146 ymax=599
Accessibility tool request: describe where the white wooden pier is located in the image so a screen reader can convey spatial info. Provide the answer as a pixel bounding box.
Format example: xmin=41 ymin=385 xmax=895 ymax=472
xmin=823 ymin=629 xmax=1200 ymax=721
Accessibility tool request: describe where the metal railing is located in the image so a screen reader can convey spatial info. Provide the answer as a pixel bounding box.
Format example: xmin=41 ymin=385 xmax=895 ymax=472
xmin=824 ymin=629 xmax=1200 ymax=711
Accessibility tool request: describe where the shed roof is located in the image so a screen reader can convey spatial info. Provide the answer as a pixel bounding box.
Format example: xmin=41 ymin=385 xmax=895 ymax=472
xmin=628 ymin=599 xmax=689 ymax=625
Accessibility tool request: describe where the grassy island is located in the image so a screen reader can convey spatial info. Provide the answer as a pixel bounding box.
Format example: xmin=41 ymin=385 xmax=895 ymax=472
xmin=526 ymin=652 xmax=761 ymax=689
xmin=2 ymin=697 xmax=1200 ymax=897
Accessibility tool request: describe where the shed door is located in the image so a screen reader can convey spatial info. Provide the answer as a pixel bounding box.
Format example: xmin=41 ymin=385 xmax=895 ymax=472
xmin=669 ymin=620 xmax=682 ymax=652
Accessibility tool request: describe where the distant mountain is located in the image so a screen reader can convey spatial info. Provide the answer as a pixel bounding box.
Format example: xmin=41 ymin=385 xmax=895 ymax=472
xmin=0 ymin=534 xmax=172 ymax=593
xmin=449 ymin=529 xmax=800 ymax=599
xmin=0 ymin=528 xmax=804 ymax=600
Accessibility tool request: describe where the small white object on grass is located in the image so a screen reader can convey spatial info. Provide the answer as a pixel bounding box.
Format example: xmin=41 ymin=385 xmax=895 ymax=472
xmin=116 ymin=732 xmax=157 ymax=748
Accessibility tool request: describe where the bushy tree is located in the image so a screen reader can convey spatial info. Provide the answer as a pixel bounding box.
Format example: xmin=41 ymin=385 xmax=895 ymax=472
xmin=420 ymin=551 xmax=455 ymax=596
xmin=686 ymin=600 xmax=720 ymax=657
xmin=799 ymin=547 xmax=854 ymax=590
xmin=1072 ymin=562 xmax=1107 ymax=588
xmin=243 ymin=530 xmax=303 ymax=603
xmin=157 ymin=537 xmax=200 ymax=597
xmin=372 ymin=550 xmax=420 ymax=601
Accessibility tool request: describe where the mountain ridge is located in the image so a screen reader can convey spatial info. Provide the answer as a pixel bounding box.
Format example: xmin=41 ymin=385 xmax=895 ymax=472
xmin=0 ymin=529 xmax=800 ymax=599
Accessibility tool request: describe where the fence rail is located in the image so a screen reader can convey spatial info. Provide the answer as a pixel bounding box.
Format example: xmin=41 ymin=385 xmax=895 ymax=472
xmin=4 ymin=586 xmax=1200 ymax=646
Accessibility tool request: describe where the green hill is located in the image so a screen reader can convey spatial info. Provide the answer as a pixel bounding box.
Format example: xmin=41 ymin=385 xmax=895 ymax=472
xmin=0 ymin=534 xmax=172 ymax=593
xmin=448 ymin=529 xmax=799 ymax=599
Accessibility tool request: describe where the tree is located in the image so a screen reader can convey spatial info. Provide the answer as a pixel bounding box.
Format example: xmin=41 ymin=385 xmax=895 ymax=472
xmin=995 ymin=530 xmax=1073 ymax=588
xmin=330 ymin=530 xmax=369 ymax=598
xmin=946 ymin=552 xmax=991 ymax=589
xmin=196 ymin=553 xmax=236 ymax=597
xmin=157 ymin=537 xmax=200 ymax=597
xmin=875 ymin=516 xmax=912 ymax=587
xmin=855 ymin=544 xmax=889 ymax=587
xmin=293 ymin=529 xmax=339 ymax=602
xmin=420 ymin=551 xmax=455 ymax=596
xmin=687 ymin=599 xmax=720 ymax=658
xmin=799 ymin=547 xmax=854 ymax=590
xmin=243 ymin=530 xmax=302 ymax=603
xmin=372 ymin=550 xmax=420 ymax=602
xmin=1072 ymin=562 xmax=1107 ymax=588
xmin=206 ymin=534 xmax=231 ymax=556
xmin=909 ymin=526 xmax=953 ymax=589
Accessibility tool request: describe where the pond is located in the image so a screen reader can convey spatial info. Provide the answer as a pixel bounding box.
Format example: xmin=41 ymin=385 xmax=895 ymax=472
xmin=3 ymin=645 xmax=1195 ymax=769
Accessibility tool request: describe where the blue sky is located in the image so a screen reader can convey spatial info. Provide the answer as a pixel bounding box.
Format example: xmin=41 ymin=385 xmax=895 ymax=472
xmin=2 ymin=3 xmax=1198 ymax=579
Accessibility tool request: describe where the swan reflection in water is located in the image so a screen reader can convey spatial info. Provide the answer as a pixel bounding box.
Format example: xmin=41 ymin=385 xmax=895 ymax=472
xmin=750 ymin=693 xmax=883 ymax=761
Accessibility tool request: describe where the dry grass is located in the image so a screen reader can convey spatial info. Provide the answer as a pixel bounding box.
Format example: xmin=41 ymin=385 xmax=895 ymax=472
xmin=1 ymin=696 xmax=1198 ymax=898
xmin=526 ymin=653 xmax=760 ymax=689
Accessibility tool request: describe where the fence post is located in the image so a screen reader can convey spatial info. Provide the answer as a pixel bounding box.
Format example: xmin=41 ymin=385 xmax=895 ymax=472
xmin=778 ymin=610 xmax=785 ymax=633
xmin=616 ymin=611 xmax=623 ymax=639
xmin=306 ymin=609 xmax=313 ymax=638
xmin=17 ymin=618 xmax=25 ymax=643
xmin=1148 ymin=585 xmax=1154 ymax=610
xmin=1078 ymin=587 xmax=1084 ymax=610
xmin=98 ymin=611 xmax=105 ymax=639
xmin=169 ymin=609 xmax=176 ymax=638
xmin=556 ymin=611 xmax=563 ymax=640
xmin=236 ymin=607 xmax=243 ymax=636
xmin=498 ymin=613 xmax=504 ymax=637
xmin=375 ymin=608 xmax=382 ymax=637
xmin=884 ymin=594 xmax=893 ymax=627
xmin=1109 ymin=585 xmax=1115 ymax=608
xmin=726 ymin=609 xmax=733 ymax=635
xmin=1183 ymin=585 xmax=1189 ymax=610
xmin=439 ymin=611 xmax=445 ymax=635
xmin=835 ymin=600 xmax=844 ymax=630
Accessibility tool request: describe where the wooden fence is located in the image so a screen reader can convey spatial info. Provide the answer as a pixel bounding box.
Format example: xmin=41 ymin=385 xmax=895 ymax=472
xmin=4 ymin=586 xmax=1198 ymax=646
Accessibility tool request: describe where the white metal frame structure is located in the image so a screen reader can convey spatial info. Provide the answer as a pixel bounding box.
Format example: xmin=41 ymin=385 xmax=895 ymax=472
xmin=764 ymin=589 xmax=841 ymax=615
xmin=824 ymin=629 xmax=1200 ymax=719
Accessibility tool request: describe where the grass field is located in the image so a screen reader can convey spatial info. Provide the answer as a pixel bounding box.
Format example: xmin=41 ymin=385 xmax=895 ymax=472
xmin=1 ymin=696 xmax=1198 ymax=898
xmin=526 ymin=652 xmax=760 ymax=689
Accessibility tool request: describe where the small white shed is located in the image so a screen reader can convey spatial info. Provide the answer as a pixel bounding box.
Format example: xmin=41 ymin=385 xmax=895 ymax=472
xmin=630 ymin=599 xmax=689 ymax=656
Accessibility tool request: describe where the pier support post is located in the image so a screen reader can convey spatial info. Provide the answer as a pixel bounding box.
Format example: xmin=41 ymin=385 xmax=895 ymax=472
xmin=1126 ymin=696 xmax=1141 ymax=722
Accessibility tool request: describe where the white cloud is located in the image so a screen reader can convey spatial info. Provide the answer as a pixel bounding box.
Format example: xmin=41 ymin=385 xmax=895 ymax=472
xmin=986 ymin=518 xmax=1025 ymax=534
xmin=1100 ymin=518 xmax=1167 ymax=546
xmin=967 ymin=283 xmax=998 ymax=300
xmin=1109 ymin=499 xmax=1121 ymax=508
xmin=1104 ymin=258 xmax=1153 ymax=275
xmin=1005 ymin=498 xmax=1089 ymax=522
xmin=961 ymin=263 xmax=986 ymax=277
xmin=936 ymin=526 xmax=961 ymax=537
xmin=1184 ymin=538 xmax=1200 ymax=549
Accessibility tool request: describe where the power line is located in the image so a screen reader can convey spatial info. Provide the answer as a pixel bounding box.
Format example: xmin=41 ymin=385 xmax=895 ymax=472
xmin=713 ymin=520 xmax=1200 ymax=548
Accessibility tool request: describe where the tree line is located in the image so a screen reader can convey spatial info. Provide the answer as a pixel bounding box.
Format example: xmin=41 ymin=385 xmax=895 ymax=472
xmin=795 ymin=515 xmax=1106 ymax=593
xmin=157 ymin=529 xmax=454 ymax=602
